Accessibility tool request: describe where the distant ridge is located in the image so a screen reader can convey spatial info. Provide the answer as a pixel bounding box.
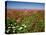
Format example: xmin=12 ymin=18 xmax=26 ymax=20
xmin=7 ymin=8 xmax=44 ymax=11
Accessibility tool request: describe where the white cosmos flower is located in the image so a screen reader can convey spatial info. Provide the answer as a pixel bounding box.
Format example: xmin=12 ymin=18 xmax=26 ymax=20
xmin=7 ymin=30 xmax=10 ymax=33
xmin=13 ymin=30 xmax=15 ymax=32
xmin=22 ymin=24 xmax=27 ymax=28
xmin=24 ymin=25 xmax=27 ymax=28
xmin=12 ymin=27 xmax=15 ymax=28
xmin=22 ymin=24 xmax=25 ymax=26
xmin=18 ymin=27 xmax=23 ymax=30
xmin=11 ymin=24 xmax=13 ymax=26
xmin=8 ymin=27 xmax=11 ymax=28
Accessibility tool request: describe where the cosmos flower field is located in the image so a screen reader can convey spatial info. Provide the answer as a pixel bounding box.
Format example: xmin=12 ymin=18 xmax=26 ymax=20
xmin=5 ymin=9 xmax=45 ymax=34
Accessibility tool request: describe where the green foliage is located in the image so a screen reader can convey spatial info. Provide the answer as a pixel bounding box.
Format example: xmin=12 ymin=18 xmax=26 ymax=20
xmin=5 ymin=13 xmax=44 ymax=34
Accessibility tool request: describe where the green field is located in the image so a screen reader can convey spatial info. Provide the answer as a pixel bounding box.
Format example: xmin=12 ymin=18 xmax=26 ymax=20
xmin=5 ymin=10 xmax=44 ymax=34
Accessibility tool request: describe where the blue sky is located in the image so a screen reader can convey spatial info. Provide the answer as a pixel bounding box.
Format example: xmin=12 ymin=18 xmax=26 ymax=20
xmin=7 ymin=1 xmax=44 ymax=9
